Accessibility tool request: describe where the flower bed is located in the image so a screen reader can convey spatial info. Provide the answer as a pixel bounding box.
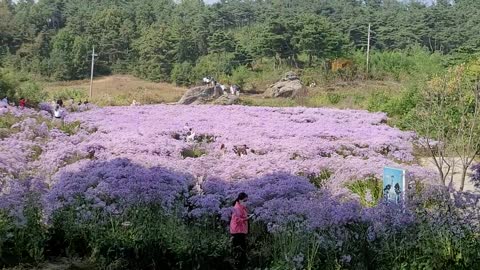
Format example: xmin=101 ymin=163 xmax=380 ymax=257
xmin=1 ymin=105 xmax=479 ymax=269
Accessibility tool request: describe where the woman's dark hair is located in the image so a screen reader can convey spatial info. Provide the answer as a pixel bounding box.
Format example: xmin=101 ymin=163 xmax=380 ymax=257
xmin=233 ymin=192 xmax=248 ymax=206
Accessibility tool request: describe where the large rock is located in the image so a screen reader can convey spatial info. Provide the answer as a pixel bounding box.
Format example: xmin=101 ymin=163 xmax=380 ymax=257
xmin=213 ymin=94 xmax=239 ymax=105
xmin=178 ymin=85 xmax=223 ymax=105
xmin=264 ymin=71 xmax=304 ymax=98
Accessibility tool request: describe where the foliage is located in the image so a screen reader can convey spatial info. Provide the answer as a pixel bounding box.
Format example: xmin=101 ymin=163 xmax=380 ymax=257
xmin=15 ymin=82 xmax=47 ymax=106
xmin=58 ymin=121 xmax=81 ymax=136
xmin=51 ymin=88 xmax=87 ymax=102
xmin=132 ymin=24 xmax=175 ymax=82
xmin=51 ymin=205 xmax=231 ymax=269
xmin=49 ymin=29 xmax=90 ymax=80
xmin=346 ymin=177 xmax=383 ymax=207
xmin=193 ymin=52 xmax=240 ymax=80
xmin=171 ymin=61 xmax=195 ymax=86
xmin=0 ymin=70 xmax=17 ymax=100
xmin=409 ymin=65 xmax=480 ymax=189
xmin=3 ymin=0 xmax=475 ymax=83
xmin=1 ymin=105 xmax=480 ymax=269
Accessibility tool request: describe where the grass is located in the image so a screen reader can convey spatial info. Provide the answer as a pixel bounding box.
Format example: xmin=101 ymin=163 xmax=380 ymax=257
xmin=42 ymin=75 xmax=187 ymax=106
xmin=346 ymin=177 xmax=383 ymax=207
xmin=40 ymin=71 xmax=403 ymax=111
xmin=239 ymin=80 xmax=403 ymax=109
xmin=0 ymin=113 xmax=22 ymax=139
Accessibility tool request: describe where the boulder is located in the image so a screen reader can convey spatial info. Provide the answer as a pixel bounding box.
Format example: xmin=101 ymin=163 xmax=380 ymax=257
xmin=178 ymin=85 xmax=223 ymax=105
xmin=282 ymin=71 xmax=300 ymax=81
xmin=264 ymin=71 xmax=304 ymax=98
xmin=213 ymin=94 xmax=239 ymax=105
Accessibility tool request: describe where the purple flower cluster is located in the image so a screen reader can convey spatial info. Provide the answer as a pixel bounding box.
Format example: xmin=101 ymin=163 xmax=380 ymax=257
xmin=45 ymin=158 xmax=192 ymax=218
xmin=470 ymin=163 xmax=480 ymax=189
xmin=1 ymin=104 xmax=442 ymax=230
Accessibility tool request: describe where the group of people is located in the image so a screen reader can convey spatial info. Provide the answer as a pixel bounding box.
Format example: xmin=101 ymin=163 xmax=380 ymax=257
xmin=50 ymin=98 xmax=90 ymax=119
xmin=202 ymin=76 xmax=241 ymax=96
xmin=0 ymin=96 xmax=28 ymax=109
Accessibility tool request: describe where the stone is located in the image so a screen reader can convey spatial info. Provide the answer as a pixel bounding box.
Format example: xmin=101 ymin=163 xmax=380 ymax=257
xmin=177 ymin=85 xmax=223 ymax=105
xmin=264 ymin=72 xmax=304 ymax=98
xmin=213 ymin=94 xmax=239 ymax=105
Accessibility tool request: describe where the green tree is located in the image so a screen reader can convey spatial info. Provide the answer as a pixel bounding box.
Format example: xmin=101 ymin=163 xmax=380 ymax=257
xmin=171 ymin=61 xmax=195 ymax=86
xmin=89 ymin=7 xmax=134 ymax=69
xmin=294 ymin=15 xmax=345 ymax=66
xmin=49 ymin=29 xmax=89 ymax=80
xmin=410 ymin=65 xmax=480 ymax=190
xmin=132 ymin=24 xmax=175 ymax=81
xmin=258 ymin=17 xmax=297 ymax=68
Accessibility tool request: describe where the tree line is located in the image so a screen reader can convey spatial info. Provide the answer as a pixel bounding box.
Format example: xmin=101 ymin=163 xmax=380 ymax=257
xmin=0 ymin=0 xmax=479 ymax=84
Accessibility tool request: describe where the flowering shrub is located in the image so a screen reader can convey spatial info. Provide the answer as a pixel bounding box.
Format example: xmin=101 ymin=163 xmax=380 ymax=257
xmin=470 ymin=163 xmax=480 ymax=189
xmin=1 ymin=104 xmax=479 ymax=268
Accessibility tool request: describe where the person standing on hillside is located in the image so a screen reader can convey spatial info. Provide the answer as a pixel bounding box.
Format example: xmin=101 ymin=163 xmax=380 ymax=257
xmin=19 ymin=98 xmax=26 ymax=109
xmin=230 ymin=192 xmax=252 ymax=269
xmin=220 ymin=84 xmax=227 ymax=95
xmin=54 ymin=104 xmax=63 ymax=120
xmin=0 ymin=96 xmax=7 ymax=108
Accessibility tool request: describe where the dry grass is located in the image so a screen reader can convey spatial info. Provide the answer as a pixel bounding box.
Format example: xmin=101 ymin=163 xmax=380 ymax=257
xmin=239 ymin=80 xmax=403 ymax=109
xmin=42 ymin=75 xmax=187 ymax=106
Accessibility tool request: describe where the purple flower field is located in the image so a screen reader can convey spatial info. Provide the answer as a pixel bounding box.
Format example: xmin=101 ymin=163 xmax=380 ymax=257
xmin=1 ymin=104 xmax=438 ymax=229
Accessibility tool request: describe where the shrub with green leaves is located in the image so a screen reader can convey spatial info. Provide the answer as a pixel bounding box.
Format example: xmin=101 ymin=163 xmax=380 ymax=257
xmin=346 ymin=177 xmax=383 ymax=207
xmin=171 ymin=62 xmax=195 ymax=86
xmin=51 ymin=88 xmax=87 ymax=102
xmin=15 ymin=82 xmax=47 ymax=107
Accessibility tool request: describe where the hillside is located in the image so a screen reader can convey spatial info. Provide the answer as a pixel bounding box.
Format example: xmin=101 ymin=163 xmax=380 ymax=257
xmin=42 ymin=75 xmax=187 ymax=106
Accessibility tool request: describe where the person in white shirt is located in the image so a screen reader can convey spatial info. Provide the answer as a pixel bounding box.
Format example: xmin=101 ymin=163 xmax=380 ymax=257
xmin=186 ymin=128 xmax=196 ymax=142
xmin=220 ymin=84 xmax=227 ymax=95
xmin=54 ymin=105 xmax=62 ymax=119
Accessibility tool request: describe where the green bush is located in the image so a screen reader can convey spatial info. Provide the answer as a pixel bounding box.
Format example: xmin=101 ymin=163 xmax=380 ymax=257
xmin=2 ymin=199 xmax=479 ymax=270
xmin=230 ymin=66 xmax=252 ymax=89
xmin=15 ymin=82 xmax=47 ymax=107
xmin=59 ymin=121 xmax=81 ymax=136
xmin=352 ymin=46 xmax=444 ymax=81
xmin=326 ymin=92 xmax=343 ymax=105
xmin=346 ymin=177 xmax=383 ymax=207
xmin=52 ymin=205 xmax=231 ymax=270
xmin=171 ymin=62 xmax=195 ymax=86
xmin=0 ymin=70 xmax=17 ymax=100
xmin=193 ymin=52 xmax=238 ymax=81
xmin=0 ymin=204 xmax=47 ymax=267
xmin=51 ymin=88 xmax=87 ymax=102
xmin=301 ymin=169 xmax=332 ymax=189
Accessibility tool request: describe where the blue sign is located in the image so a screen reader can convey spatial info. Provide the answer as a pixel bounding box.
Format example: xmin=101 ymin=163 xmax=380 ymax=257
xmin=383 ymin=167 xmax=405 ymax=203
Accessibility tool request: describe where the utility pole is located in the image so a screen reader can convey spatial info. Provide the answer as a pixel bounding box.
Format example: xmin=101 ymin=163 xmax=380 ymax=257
xmin=89 ymin=46 xmax=97 ymax=99
xmin=366 ymin=23 xmax=371 ymax=77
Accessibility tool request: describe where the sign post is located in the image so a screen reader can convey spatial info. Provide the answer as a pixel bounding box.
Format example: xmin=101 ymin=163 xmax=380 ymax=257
xmin=382 ymin=167 xmax=406 ymax=203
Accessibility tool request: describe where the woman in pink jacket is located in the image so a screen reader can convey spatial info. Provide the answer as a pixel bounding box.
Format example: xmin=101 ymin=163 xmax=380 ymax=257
xmin=230 ymin=192 xmax=251 ymax=269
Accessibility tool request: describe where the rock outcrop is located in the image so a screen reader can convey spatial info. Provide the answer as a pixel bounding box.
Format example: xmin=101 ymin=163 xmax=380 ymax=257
xmin=177 ymin=85 xmax=223 ymax=105
xmin=213 ymin=94 xmax=239 ymax=105
xmin=264 ymin=71 xmax=304 ymax=98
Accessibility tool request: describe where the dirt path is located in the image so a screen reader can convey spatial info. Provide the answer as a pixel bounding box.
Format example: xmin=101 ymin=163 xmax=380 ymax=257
xmin=419 ymin=157 xmax=477 ymax=192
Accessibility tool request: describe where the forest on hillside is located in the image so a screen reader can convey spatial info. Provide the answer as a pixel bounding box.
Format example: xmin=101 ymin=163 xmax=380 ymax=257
xmin=1 ymin=0 xmax=480 ymax=84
